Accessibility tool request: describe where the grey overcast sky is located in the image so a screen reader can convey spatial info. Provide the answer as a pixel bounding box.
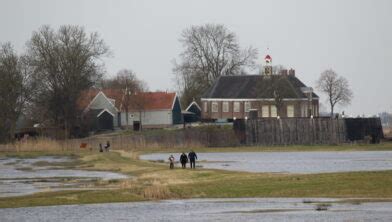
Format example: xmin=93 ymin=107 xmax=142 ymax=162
xmin=1 ymin=0 xmax=391 ymax=116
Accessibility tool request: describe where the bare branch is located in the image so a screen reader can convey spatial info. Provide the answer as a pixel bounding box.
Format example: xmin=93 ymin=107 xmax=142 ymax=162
xmin=316 ymin=69 xmax=353 ymax=117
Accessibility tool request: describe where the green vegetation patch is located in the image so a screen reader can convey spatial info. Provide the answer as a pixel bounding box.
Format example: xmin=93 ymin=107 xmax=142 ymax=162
xmin=0 ymin=190 xmax=143 ymax=208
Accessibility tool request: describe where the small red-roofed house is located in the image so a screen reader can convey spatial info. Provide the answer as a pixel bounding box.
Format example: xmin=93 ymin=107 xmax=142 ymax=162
xmin=77 ymin=89 xmax=182 ymax=132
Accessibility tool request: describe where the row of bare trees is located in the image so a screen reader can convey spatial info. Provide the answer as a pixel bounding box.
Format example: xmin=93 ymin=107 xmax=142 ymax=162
xmin=26 ymin=26 xmax=110 ymax=137
xmin=0 ymin=44 xmax=31 ymax=142
xmin=0 ymin=25 xmax=147 ymax=142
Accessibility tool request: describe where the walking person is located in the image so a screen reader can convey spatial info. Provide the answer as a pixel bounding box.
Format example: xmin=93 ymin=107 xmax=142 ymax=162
xmin=168 ymin=155 xmax=175 ymax=169
xmin=104 ymin=141 xmax=110 ymax=152
xmin=180 ymin=152 xmax=188 ymax=169
xmin=188 ymin=150 xmax=197 ymax=169
xmin=99 ymin=143 xmax=103 ymax=152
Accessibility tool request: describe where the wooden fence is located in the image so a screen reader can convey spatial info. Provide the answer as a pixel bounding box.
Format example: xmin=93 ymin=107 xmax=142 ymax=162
xmin=1 ymin=118 xmax=384 ymax=152
xmin=86 ymin=127 xmax=239 ymax=150
xmin=236 ymin=118 xmax=347 ymax=145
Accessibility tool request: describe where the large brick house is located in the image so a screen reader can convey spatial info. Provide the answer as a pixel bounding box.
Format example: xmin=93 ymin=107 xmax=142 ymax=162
xmin=201 ymin=64 xmax=319 ymax=121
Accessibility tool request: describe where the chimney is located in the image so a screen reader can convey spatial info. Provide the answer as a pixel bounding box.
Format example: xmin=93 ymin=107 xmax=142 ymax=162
xmin=280 ymin=69 xmax=288 ymax=75
xmin=288 ymin=68 xmax=295 ymax=76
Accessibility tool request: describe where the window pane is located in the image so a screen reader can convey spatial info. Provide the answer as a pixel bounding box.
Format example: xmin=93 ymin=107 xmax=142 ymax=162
xmin=223 ymin=102 xmax=229 ymax=112
xmin=244 ymin=101 xmax=251 ymax=112
xmin=287 ymin=105 xmax=294 ymax=117
xmin=271 ymin=105 xmax=277 ymax=117
xmin=212 ymin=102 xmax=218 ymax=113
xmin=262 ymin=105 xmax=269 ymax=117
xmin=233 ymin=102 xmax=240 ymax=112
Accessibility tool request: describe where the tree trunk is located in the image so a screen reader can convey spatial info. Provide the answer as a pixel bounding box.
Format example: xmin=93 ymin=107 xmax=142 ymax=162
xmin=330 ymin=105 xmax=334 ymax=118
xmin=139 ymin=110 xmax=143 ymax=131
xmin=125 ymin=112 xmax=129 ymax=129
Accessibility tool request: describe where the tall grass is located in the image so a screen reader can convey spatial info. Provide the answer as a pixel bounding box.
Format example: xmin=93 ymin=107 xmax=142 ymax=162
xmin=0 ymin=137 xmax=82 ymax=152
xmin=142 ymin=180 xmax=173 ymax=199
xmin=384 ymin=127 xmax=392 ymax=139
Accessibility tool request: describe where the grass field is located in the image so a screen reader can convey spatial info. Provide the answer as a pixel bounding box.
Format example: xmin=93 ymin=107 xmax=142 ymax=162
xmin=1 ymin=144 xmax=392 ymax=208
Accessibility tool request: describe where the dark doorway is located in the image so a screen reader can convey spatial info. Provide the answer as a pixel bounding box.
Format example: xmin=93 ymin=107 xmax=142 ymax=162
xmin=97 ymin=111 xmax=114 ymax=130
xmin=133 ymin=121 xmax=140 ymax=131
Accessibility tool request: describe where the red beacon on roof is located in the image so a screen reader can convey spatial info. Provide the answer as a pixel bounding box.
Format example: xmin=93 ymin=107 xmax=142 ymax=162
xmin=265 ymin=54 xmax=272 ymax=63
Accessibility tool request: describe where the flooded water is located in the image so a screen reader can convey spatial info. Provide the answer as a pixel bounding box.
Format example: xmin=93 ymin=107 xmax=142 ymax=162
xmin=0 ymin=198 xmax=391 ymax=221
xmin=140 ymin=151 xmax=392 ymax=174
xmin=0 ymin=156 xmax=128 ymax=197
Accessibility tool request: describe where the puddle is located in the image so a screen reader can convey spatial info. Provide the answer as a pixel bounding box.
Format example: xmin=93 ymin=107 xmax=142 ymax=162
xmin=0 ymin=198 xmax=391 ymax=221
xmin=140 ymin=151 xmax=392 ymax=174
xmin=0 ymin=157 xmax=129 ymax=197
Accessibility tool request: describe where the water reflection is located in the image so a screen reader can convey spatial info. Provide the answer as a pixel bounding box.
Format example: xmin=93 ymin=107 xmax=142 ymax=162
xmin=0 ymin=198 xmax=391 ymax=222
xmin=141 ymin=151 xmax=392 ymax=173
xmin=0 ymin=157 xmax=128 ymax=197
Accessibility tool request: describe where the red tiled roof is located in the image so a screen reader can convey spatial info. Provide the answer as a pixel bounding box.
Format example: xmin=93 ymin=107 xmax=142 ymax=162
xmin=77 ymin=88 xmax=124 ymax=110
xmin=128 ymin=92 xmax=176 ymax=111
xmin=77 ymin=89 xmax=100 ymax=110
xmin=77 ymin=89 xmax=176 ymax=111
xmin=101 ymin=89 xmax=124 ymax=110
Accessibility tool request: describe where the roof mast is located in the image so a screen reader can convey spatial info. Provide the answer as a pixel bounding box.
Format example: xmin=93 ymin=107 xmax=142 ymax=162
xmin=264 ymin=48 xmax=272 ymax=75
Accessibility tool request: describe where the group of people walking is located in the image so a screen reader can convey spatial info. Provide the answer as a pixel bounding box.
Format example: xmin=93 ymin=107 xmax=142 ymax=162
xmin=168 ymin=150 xmax=197 ymax=169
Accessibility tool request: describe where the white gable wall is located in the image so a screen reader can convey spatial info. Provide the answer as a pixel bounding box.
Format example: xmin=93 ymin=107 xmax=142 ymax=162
xmin=122 ymin=110 xmax=173 ymax=128
xmin=87 ymin=92 xmax=119 ymax=127
xmin=120 ymin=112 xmax=134 ymax=126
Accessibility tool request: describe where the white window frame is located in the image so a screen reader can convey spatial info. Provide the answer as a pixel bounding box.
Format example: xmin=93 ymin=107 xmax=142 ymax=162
xmin=270 ymin=105 xmax=277 ymax=117
xmin=222 ymin=101 xmax=229 ymax=113
xmin=261 ymin=105 xmax=269 ymax=117
xmin=211 ymin=102 xmax=219 ymax=113
xmin=233 ymin=102 xmax=240 ymax=112
xmin=244 ymin=101 xmax=251 ymax=113
xmin=287 ymin=105 xmax=294 ymax=118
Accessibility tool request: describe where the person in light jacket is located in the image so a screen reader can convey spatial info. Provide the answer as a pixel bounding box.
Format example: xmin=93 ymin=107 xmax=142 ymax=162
xmin=168 ymin=155 xmax=175 ymax=169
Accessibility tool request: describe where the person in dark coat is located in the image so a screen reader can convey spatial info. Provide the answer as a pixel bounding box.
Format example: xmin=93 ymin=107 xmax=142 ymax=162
xmin=188 ymin=150 xmax=197 ymax=169
xmin=180 ymin=153 xmax=188 ymax=169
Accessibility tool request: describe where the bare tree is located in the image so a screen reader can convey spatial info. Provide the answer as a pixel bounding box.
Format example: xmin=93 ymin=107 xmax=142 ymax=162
xmin=101 ymin=69 xmax=148 ymax=128
xmin=316 ymin=69 xmax=353 ymax=117
xmin=173 ymin=24 xmax=258 ymax=106
xmin=26 ymin=25 xmax=110 ymax=137
xmin=0 ymin=43 xmax=30 ymax=142
xmin=255 ymin=75 xmax=289 ymax=117
xmin=130 ymin=92 xmax=148 ymax=131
